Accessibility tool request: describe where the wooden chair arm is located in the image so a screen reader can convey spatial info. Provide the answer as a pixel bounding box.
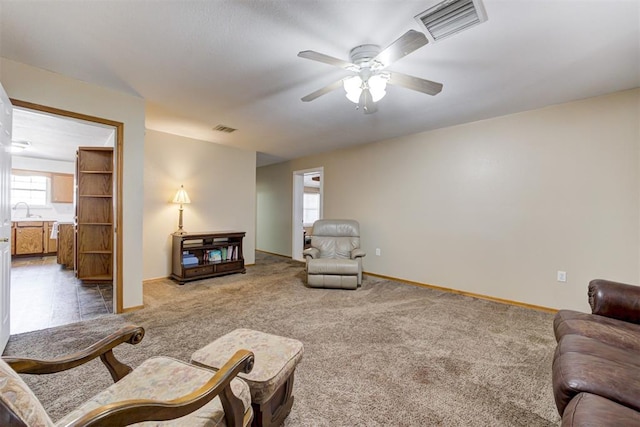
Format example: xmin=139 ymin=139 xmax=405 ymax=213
xmin=64 ymin=349 xmax=255 ymax=427
xmin=2 ymin=324 xmax=145 ymax=382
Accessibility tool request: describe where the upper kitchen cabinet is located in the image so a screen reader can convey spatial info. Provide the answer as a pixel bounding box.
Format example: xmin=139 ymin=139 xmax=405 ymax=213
xmin=51 ymin=173 xmax=74 ymax=203
xmin=75 ymin=147 xmax=113 ymax=283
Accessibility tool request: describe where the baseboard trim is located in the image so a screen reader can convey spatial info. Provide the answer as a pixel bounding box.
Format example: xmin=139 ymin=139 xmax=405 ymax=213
xmin=364 ymin=272 xmax=557 ymax=313
xmin=256 ymin=249 xmax=305 ymax=263
xmin=256 ymin=249 xmax=290 ymax=258
xmin=121 ymin=304 xmax=144 ymax=313
xmin=231 ymin=251 xmax=556 ymax=312
xmin=143 ymin=277 xmax=167 ymax=283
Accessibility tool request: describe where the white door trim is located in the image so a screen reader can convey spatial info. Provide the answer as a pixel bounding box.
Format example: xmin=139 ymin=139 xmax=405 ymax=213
xmin=292 ymin=167 xmax=324 ymax=261
xmin=0 ymin=84 xmax=12 ymax=353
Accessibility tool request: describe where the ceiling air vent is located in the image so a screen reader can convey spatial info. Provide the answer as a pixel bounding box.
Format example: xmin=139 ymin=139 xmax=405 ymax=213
xmin=415 ymin=0 xmax=487 ymax=43
xmin=213 ymin=124 xmax=237 ymax=133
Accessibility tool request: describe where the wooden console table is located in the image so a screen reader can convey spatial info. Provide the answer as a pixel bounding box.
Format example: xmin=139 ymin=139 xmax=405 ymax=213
xmin=171 ymin=231 xmax=246 ymax=284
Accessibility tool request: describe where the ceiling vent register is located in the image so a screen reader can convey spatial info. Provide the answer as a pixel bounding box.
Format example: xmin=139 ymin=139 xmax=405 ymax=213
xmin=213 ymin=125 xmax=237 ymax=133
xmin=415 ymin=0 xmax=487 ymax=43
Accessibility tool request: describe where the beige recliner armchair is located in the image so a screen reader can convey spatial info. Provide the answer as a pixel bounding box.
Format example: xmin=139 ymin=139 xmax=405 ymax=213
xmin=303 ymin=219 xmax=366 ymax=290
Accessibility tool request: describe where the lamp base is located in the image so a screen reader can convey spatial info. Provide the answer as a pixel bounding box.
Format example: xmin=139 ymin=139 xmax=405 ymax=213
xmin=175 ymin=206 xmax=187 ymax=236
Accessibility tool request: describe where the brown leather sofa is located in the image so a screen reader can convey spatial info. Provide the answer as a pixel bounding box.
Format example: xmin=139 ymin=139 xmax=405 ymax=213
xmin=553 ymin=279 xmax=640 ymax=426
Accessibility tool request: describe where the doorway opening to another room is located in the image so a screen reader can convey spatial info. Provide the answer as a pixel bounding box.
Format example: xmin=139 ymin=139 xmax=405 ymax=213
xmin=292 ymin=167 xmax=323 ymax=262
xmin=8 ymin=100 xmax=124 ymax=334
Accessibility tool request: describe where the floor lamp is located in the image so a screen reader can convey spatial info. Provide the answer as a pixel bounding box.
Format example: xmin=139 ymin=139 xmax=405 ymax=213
xmin=172 ymin=185 xmax=191 ymax=235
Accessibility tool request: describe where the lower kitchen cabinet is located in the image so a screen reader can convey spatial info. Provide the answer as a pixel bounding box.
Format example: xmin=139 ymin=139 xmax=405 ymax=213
xmin=56 ymin=223 xmax=74 ymax=269
xmin=45 ymin=222 xmax=57 ymax=253
xmin=10 ymin=224 xmax=15 ymax=256
xmin=14 ymin=221 xmax=44 ymax=255
xmin=12 ymin=221 xmax=58 ymax=256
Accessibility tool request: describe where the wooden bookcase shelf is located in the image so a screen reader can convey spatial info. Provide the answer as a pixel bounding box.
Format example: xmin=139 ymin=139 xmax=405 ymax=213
xmin=75 ymin=147 xmax=113 ymax=283
xmin=171 ymin=231 xmax=246 ymax=284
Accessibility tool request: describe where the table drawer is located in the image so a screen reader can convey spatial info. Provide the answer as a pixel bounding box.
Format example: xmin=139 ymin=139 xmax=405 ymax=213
xmin=216 ymin=261 xmax=242 ymax=273
xmin=184 ymin=265 xmax=214 ymax=277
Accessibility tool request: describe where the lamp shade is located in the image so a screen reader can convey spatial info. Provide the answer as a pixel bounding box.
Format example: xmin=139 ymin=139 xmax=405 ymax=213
xmin=173 ymin=185 xmax=191 ymax=204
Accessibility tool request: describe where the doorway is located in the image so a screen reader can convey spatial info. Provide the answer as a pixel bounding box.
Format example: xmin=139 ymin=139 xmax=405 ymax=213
xmin=292 ymin=167 xmax=323 ymax=261
xmin=8 ymin=99 xmax=124 ymax=333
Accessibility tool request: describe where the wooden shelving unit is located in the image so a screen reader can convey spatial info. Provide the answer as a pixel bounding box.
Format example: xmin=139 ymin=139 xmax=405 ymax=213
xmin=75 ymin=147 xmax=113 ymax=283
xmin=171 ymin=231 xmax=246 ymax=284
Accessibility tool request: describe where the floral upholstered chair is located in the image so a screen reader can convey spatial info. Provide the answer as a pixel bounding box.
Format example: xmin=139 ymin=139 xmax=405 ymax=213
xmin=0 ymin=325 xmax=255 ymax=426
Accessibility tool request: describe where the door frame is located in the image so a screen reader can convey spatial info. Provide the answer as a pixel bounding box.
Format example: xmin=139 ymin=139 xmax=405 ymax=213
xmin=10 ymin=99 xmax=125 ymax=313
xmin=292 ymin=167 xmax=323 ymax=261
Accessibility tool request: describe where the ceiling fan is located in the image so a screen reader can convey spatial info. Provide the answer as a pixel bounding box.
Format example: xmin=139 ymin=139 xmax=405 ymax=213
xmin=298 ymin=30 xmax=443 ymax=114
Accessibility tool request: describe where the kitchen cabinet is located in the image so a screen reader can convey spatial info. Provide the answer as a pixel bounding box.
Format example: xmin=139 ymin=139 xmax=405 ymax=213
xmin=10 ymin=223 xmax=15 ymax=256
xmin=51 ymin=173 xmax=74 ymax=203
xmin=14 ymin=221 xmax=44 ymax=255
xmin=12 ymin=221 xmax=58 ymax=256
xmin=57 ymin=223 xmax=74 ymax=269
xmin=44 ymin=221 xmax=57 ymax=253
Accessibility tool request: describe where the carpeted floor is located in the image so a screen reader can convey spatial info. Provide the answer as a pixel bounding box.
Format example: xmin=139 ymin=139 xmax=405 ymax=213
xmin=4 ymin=252 xmax=561 ymax=426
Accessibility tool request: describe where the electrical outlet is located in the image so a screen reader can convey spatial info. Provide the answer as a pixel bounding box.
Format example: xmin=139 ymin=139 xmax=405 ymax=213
xmin=557 ymin=271 xmax=567 ymax=282
xmin=375 ymin=248 xmax=381 ymax=256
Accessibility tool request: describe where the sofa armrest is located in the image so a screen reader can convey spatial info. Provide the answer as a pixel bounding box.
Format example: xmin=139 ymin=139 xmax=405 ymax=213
xmin=351 ymin=249 xmax=366 ymax=259
xmin=303 ymin=248 xmax=319 ymax=259
xmin=588 ymin=279 xmax=640 ymax=324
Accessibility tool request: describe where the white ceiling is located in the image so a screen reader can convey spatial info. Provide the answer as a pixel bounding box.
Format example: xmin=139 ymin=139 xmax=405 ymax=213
xmin=1 ymin=1 xmax=638 ymax=167
xmin=11 ymin=108 xmax=115 ymax=163
xmin=304 ymin=172 xmax=321 ymax=188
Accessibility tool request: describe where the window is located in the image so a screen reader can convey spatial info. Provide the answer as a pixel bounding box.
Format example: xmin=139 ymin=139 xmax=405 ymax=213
xmin=11 ymin=174 xmax=49 ymax=207
xmin=303 ymin=192 xmax=320 ymax=226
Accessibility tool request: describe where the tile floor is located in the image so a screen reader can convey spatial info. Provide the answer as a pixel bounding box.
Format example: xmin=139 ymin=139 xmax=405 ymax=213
xmin=10 ymin=256 xmax=113 ymax=334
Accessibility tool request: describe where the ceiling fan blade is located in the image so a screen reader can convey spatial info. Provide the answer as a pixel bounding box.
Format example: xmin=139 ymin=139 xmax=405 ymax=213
xmin=359 ymin=89 xmax=378 ymax=114
xmin=373 ymin=30 xmax=428 ymax=68
xmin=301 ymin=79 xmax=344 ymax=102
xmin=298 ymin=50 xmax=356 ymax=70
xmin=387 ymin=71 xmax=443 ymax=96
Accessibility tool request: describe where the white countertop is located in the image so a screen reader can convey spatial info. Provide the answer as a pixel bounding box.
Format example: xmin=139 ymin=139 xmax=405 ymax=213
xmin=12 ymin=218 xmax=74 ymax=223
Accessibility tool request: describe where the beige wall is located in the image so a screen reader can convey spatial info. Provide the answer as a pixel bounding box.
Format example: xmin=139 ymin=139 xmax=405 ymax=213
xmin=1 ymin=57 xmax=145 ymax=309
xmin=143 ymin=129 xmax=256 ymax=280
xmin=257 ymin=89 xmax=640 ymax=312
xmin=256 ymin=164 xmax=292 ymax=256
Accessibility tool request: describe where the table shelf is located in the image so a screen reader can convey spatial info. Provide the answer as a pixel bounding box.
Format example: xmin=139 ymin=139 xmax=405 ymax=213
xmin=171 ymin=231 xmax=246 ymax=284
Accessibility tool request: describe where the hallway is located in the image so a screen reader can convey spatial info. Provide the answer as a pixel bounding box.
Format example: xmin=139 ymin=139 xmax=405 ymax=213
xmin=11 ymin=256 xmax=112 ymax=334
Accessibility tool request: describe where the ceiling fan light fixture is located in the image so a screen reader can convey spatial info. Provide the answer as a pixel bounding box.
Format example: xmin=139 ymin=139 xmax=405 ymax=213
xmin=299 ymin=30 xmax=441 ymax=112
xmin=343 ymin=74 xmax=388 ymax=104
xmin=368 ymin=74 xmax=388 ymax=102
xmin=343 ymin=75 xmax=363 ymax=104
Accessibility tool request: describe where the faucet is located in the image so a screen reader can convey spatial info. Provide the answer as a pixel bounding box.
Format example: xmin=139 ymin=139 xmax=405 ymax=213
xmin=13 ymin=202 xmax=34 ymax=218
